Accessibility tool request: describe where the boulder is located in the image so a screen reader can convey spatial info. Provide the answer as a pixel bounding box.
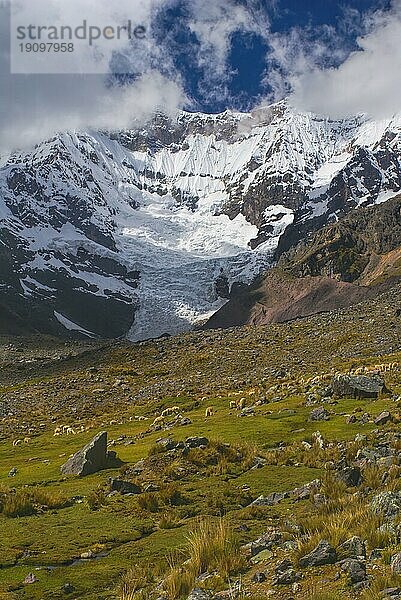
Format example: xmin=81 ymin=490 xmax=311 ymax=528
xmin=242 ymin=529 xmax=283 ymax=556
xmin=332 ymin=374 xmax=390 ymax=400
xmin=375 ymin=411 xmax=392 ymax=426
xmin=292 ymin=479 xmax=320 ymax=501
xmin=240 ymin=407 xmax=255 ymax=417
xmin=340 ymin=559 xmax=367 ymax=584
xmin=273 ymin=559 xmax=301 ymax=585
xmin=338 ymin=536 xmax=366 ymax=560
xmin=156 ymin=438 xmax=179 ymax=451
xmin=371 ymin=491 xmax=401 ymax=519
xmin=131 ymin=459 xmax=146 ymax=476
xmin=299 ymin=540 xmax=337 ymax=568
xmin=391 ymin=552 xmax=401 ymax=575
xmin=250 ymin=491 xmax=288 ymax=506
xmin=109 ymin=479 xmax=141 ymax=495
xmin=336 ymin=466 xmax=362 ymax=487
xmin=357 ymin=445 xmax=394 ymax=462
xmin=309 ymin=406 xmax=330 ymax=421
xmin=61 ymin=432 xmax=117 ymax=477
xmin=185 ymin=437 xmax=209 ymax=448
xmin=250 ymin=549 xmax=273 ymax=563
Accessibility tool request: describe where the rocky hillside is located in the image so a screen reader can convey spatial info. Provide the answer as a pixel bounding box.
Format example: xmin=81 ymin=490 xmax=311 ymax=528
xmin=2 ymin=282 xmax=401 ymax=598
xmin=205 ymin=194 xmax=401 ymax=329
xmin=2 ymin=102 xmax=401 ymax=339
xmin=278 ymin=193 xmax=401 ymax=281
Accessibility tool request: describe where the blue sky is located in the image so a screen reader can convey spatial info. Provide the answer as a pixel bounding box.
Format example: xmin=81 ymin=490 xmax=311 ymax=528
xmin=151 ymin=0 xmax=391 ymax=113
xmin=1 ymin=0 xmax=400 ymax=152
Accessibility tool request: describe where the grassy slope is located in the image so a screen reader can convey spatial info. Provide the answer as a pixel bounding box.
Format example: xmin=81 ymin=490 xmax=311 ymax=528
xmin=0 ymin=285 xmax=401 ymax=599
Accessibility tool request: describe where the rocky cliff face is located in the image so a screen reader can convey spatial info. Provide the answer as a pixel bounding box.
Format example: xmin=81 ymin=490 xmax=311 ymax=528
xmin=278 ymin=194 xmax=401 ymax=282
xmin=204 ymin=195 xmax=401 ymax=330
xmin=2 ymin=101 xmax=401 ymax=339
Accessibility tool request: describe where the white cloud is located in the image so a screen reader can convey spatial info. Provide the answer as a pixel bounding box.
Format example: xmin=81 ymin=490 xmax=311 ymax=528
xmin=0 ymin=71 xmax=186 ymax=153
xmin=0 ymin=0 xmax=187 ymax=153
xmin=263 ymin=19 xmax=357 ymax=104
xmin=0 ymin=0 xmax=274 ymax=153
xmin=186 ymin=0 xmax=271 ymax=103
xmin=188 ymin=0 xmax=265 ymax=74
xmin=288 ymin=0 xmax=401 ymax=119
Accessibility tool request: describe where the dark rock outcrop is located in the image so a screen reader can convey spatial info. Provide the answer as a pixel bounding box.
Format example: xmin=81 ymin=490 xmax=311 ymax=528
xmin=391 ymin=553 xmax=401 ymax=575
xmin=340 ymin=559 xmax=367 ymax=584
xmin=299 ymin=540 xmax=337 ymax=568
xmin=371 ymin=492 xmax=401 ymax=519
xmin=338 ymin=536 xmax=366 ymax=560
xmin=110 ymin=479 xmax=141 ymax=495
xmin=332 ymin=375 xmax=390 ymax=400
xmin=309 ymin=406 xmax=330 ymax=421
xmin=336 ymin=466 xmax=362 ymax=488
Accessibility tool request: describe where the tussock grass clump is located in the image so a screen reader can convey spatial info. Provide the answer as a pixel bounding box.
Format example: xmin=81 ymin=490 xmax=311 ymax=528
xmin=296 ymin=500 xmax=385 ymax=554
xmin=119 ymin=565 xmax=155 ymax=600
xmin=159 ymin=484 xmax=187 ymax=507
xmin=158 ymin=513 xmax=181 ymax=530
xmin=2 ymin=490 xmax=35 ymax=518
xmin=163 ymin=518 xmax=246 ymax=600
xmin=236 ymin=505 xmax=271 ymax=521
xmin=293 ymin=466 xmax=398 ymax=564
xmin=303 ymin=583 xmax=345 ymax=599
xmin=0 ymin=486 xmax=69 ymax=518
xmin=187 ymin=518 xmax=245 ymax=579
xmin=148 ymin=443 xmax=166 ymax=457
xmin=359 ymin=573 xmax=401 ymax=600
xmin=265 ymin=441 xmax=341 ymax=469
xmin=31 ymin=488 xmax=69 ymax=509
xmin=86 ymin=487 xmax=107 ymax=511
xmin=163 ymin=565 xmax=194 ymax=600
xmin=205 ymin=486 xmax=252 ymax=517
xmin=362 ymin=464 xmax=382 ymax=490
xmin=318 ymin=471 xmax=347 ymax=514
xmin=187 ymin=441 xmax=257 ymax=475
xmin=138 ymin=492 xmax=159 ymax=512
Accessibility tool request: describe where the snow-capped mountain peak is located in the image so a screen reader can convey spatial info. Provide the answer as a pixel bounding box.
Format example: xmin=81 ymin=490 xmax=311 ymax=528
xmin=1 ymin=101 xmax=401 ymax=339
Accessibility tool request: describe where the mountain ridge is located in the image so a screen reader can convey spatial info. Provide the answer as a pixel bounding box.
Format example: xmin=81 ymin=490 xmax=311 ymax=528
xmin=2 ymin=101 xmax=401 ymax=338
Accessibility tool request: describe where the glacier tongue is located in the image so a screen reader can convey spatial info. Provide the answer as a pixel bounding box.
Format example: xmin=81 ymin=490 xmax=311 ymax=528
xmin=115 ymin=189 xmax=271 ymax=340
xmin=128 ymin=251 xmax=273 ymax=341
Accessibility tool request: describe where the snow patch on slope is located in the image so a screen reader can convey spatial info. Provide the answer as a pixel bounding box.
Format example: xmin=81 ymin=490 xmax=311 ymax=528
xmin=54 ymin=311 xmax=97 ymax=337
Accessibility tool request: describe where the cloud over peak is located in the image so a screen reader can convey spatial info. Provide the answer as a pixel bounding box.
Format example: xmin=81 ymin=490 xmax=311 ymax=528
xmin=287 ymin=0 xmax=401 ymax=119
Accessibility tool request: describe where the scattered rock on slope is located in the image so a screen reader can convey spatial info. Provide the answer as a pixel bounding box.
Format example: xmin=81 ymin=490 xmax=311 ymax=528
xmin=370 ymin=492 xmax=401 ymax=519
xmin=309 ymin=406 xmax=330 ymax=421
xmin=340 ymin=558 xmax=367 ymax=584
xmin=375 ymin=411 xmax=392 ymax=425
